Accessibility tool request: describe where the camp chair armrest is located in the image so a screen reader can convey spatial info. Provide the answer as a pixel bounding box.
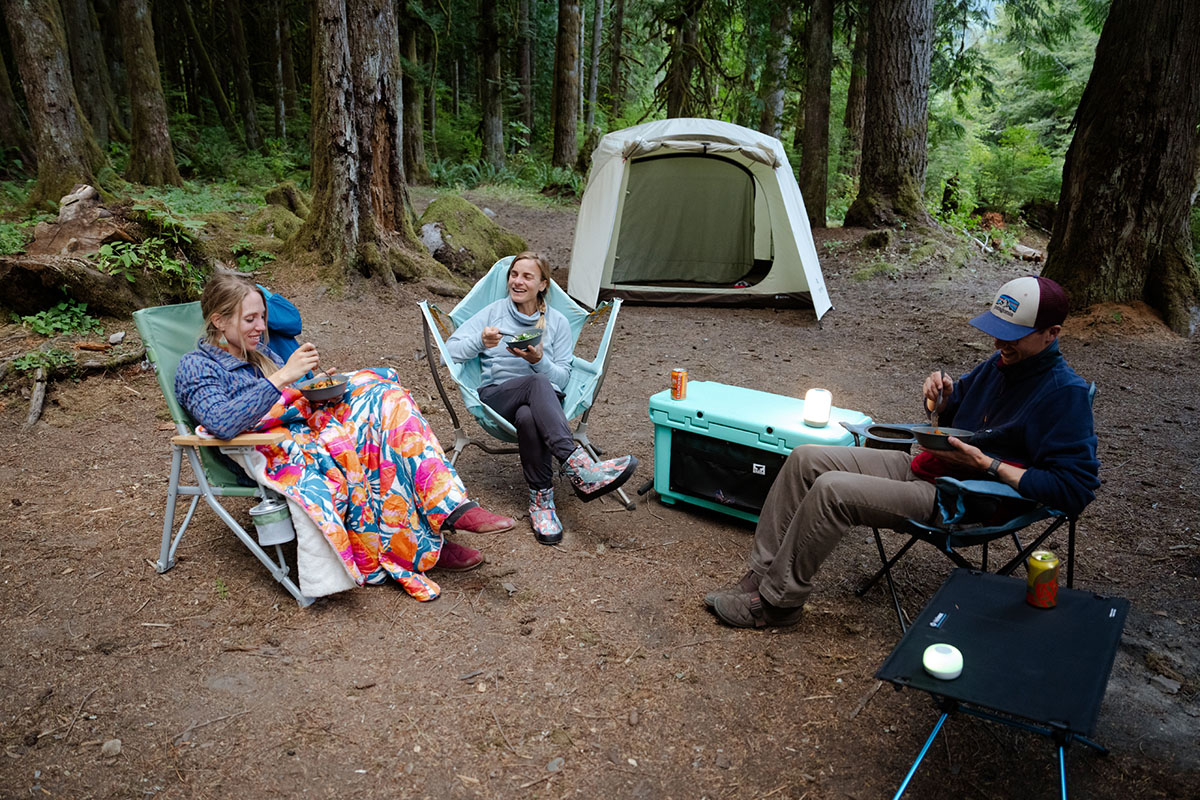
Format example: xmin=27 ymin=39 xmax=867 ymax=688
xmin=171 ymin=432 xmax=287 ymax=447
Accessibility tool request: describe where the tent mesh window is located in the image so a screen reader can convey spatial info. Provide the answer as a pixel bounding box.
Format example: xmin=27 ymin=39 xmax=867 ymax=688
xmin=613 ymin=155 xmax=769 ymax=287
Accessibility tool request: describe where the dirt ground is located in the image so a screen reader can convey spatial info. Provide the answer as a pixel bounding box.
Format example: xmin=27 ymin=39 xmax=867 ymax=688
xmin=1 ymin=190 xmax=1198 ymax=800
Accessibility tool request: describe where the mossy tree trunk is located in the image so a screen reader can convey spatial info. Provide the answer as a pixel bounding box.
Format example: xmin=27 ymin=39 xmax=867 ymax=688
xmin=1 ymin=0 xmax=105 ymax=207
xmin=479 ymin=0 xmax=504 ymax=169
xmin=0 ymin=43 xmax=36 ymax=170
xmin=294 ymin=0 xmax=434 ymax=283
xmin=225 ymin=0 xmax=265 ymax=154
xmin=179 ymin=0 xmax=241 ymax=142
xmin=59 ymin=0 xmax=109 ymax=148
xmin=841 ymin=8 xmax=868 ymax=181
xmin=607 ymin=0 xmax=625 ymax=119
xmin=117 ymin=0 xmax=181 ymax=186
xmin=799 ymin=0 xmax=831 ymax=228
xmin=844 ymin=0 xmax=934 ymax=229
xmin=401 ymin=24 xmax=429 ymax=182
xmin=550 ymin=0 xmax=579 ymax=167
xmin=517 ymin=0 xmax=533 ymax=149
xmin=1042 ymin=0 xmax=1200 ymax=336
xmin=757 ymin=5 xmax=789 ymax=140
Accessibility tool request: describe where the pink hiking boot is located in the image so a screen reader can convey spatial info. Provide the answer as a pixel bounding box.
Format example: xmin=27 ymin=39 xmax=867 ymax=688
xmin=529 ymin=488 xmax=563 ymax=545
xmin=562 ymin=445 xmax=638 ymax=502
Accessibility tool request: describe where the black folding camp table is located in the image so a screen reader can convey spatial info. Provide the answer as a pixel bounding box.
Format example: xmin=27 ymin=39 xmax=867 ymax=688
xmin=875 ymin=569 xmax=1129 ymax=799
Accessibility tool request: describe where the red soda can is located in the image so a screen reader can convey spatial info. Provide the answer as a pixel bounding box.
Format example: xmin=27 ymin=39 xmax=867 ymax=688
xmin=1026 ymin=550 xmax=1060 ymax=608
xmin=670 ymin=368 xmax=688 ymax=400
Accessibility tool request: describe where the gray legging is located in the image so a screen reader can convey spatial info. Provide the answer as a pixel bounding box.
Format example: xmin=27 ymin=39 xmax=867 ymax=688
xmin=479 ymin=374 xmax=577 ymax=490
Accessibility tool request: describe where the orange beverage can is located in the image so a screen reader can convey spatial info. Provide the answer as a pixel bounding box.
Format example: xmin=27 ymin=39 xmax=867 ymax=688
xmin=670 ymin=368 xmax=688 ymax=400
xmin=1026 ymin=549 xmax=1060 ymax=608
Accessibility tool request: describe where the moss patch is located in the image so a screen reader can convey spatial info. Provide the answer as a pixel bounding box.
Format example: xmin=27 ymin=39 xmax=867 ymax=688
xmin=247 ymin=205 xmax=303 ymax=240
xmin=265 ymin=181 xmax=311 ymax=219
xmin=417 ymin=195 xmax=526 ymax=279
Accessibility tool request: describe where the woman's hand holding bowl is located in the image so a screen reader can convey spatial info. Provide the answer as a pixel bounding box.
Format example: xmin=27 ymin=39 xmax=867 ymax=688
xmin=508 ymin=341 xmax=542 ymax=364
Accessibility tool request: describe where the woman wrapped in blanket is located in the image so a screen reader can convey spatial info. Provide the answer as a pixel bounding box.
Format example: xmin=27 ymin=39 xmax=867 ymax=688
xmin=174 ymin=273 xmax=514 ymax=601
xmin=446 ymin=252 xmax=637 ymax=545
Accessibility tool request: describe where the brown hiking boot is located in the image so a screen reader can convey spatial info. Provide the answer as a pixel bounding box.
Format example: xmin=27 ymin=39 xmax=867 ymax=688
xmin=703 ymin=570 xmax=760 ymax=608
xmin=712 ymin=592 xmax=803 ymax=629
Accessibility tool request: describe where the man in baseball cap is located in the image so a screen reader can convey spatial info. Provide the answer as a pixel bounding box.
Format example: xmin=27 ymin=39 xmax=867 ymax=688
xmin=706 ymin=274 xmax=1099 ymax=629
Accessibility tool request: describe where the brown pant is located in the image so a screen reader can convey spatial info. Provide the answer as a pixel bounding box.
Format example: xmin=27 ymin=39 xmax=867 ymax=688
xmin=750 ymin=445 xmax=937 ymax=608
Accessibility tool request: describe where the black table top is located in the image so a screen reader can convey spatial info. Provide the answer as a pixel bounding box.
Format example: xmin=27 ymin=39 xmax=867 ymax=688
xmin=875 ymin=569 xmax=1129 ymax=737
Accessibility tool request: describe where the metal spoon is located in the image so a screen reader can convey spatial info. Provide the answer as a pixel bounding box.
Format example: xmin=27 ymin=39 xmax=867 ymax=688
xmin=931 ymin=368 xmax=945 ymax=429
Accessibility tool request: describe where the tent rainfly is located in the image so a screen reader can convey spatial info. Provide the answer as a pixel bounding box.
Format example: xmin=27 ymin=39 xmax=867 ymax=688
xmin=566 ymin=118 xmax=832 ymax=318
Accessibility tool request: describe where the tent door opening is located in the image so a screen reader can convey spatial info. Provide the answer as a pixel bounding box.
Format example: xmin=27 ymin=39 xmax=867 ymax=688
xmin=612 ymin=154 xmax=773 ymax=288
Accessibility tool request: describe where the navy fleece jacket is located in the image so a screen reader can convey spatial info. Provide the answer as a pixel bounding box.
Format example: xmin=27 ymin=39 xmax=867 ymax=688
xmin=941 ymin=340 xmax=1099 ymax=516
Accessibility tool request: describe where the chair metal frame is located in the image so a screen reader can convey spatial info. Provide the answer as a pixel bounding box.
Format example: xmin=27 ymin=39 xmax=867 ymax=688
xmin=134 ymin=302 xmax=313 ymax=607
xmin=419 ymin=256 xmax=635 ymax=510
xmin=842 ymin=381 xmax=1096 ymax=633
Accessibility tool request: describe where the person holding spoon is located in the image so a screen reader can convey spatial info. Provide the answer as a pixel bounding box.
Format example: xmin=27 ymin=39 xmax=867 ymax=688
xmin=447 ymin=252 xmax=638 ymax=545
xmin=705 ymin=276 xmax=1099 ymax=629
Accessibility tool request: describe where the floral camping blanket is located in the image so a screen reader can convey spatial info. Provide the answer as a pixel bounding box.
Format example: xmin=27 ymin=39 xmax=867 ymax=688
xmin=221 ymin=368 xmax=468 ymax=601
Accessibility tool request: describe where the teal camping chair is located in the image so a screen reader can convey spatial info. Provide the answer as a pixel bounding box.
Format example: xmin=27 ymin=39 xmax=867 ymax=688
xmin=133 ymin=302 xmax=313 ymax=607
xmin=419 ymin=256 xmax=635 ymax=509
xmin=842 ymin=381 xmax=1096 ymax=633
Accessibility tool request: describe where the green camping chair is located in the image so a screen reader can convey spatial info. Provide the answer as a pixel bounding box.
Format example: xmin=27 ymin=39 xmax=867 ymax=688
xmin=419 ymin=256 xmax=635 ymax=510
xmin=133 ymin=302 xmax=313 ymax=607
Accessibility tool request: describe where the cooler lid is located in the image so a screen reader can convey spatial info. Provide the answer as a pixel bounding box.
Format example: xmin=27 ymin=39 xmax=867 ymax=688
xmin=649 ymin=380 xmax=870 ymax=446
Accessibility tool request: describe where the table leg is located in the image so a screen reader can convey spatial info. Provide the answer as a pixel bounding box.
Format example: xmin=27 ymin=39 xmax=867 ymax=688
xmin=1059 ymin=744 xmax=1067 ymax=800
xmin=893 ymin=712 xmax=949 ymax=800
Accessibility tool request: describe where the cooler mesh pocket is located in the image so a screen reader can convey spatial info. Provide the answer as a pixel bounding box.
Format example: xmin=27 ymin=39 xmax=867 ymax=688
xmin=669 ymin=431 xmax=786 ymax=514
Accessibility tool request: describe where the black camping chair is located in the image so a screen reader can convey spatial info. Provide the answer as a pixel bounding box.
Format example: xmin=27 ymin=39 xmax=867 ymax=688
xmin=842 ymin=382 xmax=1095 ymax=633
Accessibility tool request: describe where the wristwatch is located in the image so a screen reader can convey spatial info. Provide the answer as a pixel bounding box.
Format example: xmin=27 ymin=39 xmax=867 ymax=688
xmin=985 ymin=458 xmax=1002 ymax=479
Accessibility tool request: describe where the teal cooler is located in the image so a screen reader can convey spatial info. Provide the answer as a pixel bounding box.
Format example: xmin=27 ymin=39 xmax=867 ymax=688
xmin=649 ymin=381 xmax=872 ymax=523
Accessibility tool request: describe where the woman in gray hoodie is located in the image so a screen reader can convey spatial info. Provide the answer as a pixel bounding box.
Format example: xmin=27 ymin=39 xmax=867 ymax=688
xmin=447 ymin=252 xmax=637 ymax=544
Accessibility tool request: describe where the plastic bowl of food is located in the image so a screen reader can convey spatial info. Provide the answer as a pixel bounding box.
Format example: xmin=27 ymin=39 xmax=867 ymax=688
xmin=506 ymin=330 xmax=543 ymax=350
xmin=297 ymin=374 xmax=347 ymax=405
xmin=912 ymin=425 xmax=974 ymax=451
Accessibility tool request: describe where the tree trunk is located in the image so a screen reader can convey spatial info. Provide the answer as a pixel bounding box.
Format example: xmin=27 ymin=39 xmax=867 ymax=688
xmin=584 ymin=0 xmax=602 ymax=133
xmin=59 ymin=0 xmax=108 ymax=147
xmin=280 ymin=0 xmax=299 ymax=120
xmin=517 ymin=0 xmax=532 ymax=150
xmin=800 ymin=0 xmax=831 ymax=227
xmin=844 ymin=0 xmax=934 ymax=228
xmin=226 ymin=0 xmax=265 ymax=153
xmin=295 ymin=0 xmax=435 ymax=283
xmin=606 ymin=0 xmax=624 ymax=118
xmin=0 ymin=42 xmax=36 ymax=169
xmin=1 ymin=0 xmax=105 ymax=207
xmin=402 ymin=25 xmax=430 ymax=183
xmin=841 ymin=6 xmax=868 ymax=180
xmin=758 ymin=5 xmax=790 ymax=139
xmin=271 ymin=0 xmax=286 ymax=139
xmin=179 ymin=0 xmax=241 ymax=141
xmin=663 ymin=7 xmax=700 ymax=119
xmin=117 ymin=0 xmax=181 ymax=186
xmin=551 ymin=0 xmax=579 ymax=168
xmin=479 ymin=0 xmax=503 ymax=168
xmin=1043 ymin=0 xmax=1200 ymax=336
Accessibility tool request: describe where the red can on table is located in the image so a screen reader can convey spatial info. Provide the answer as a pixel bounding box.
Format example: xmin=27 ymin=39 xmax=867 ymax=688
xmin=1026 ymin=549 xmax=1060 ymax=608
xmin=670 ymin=368 xmax=688 ymax=400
